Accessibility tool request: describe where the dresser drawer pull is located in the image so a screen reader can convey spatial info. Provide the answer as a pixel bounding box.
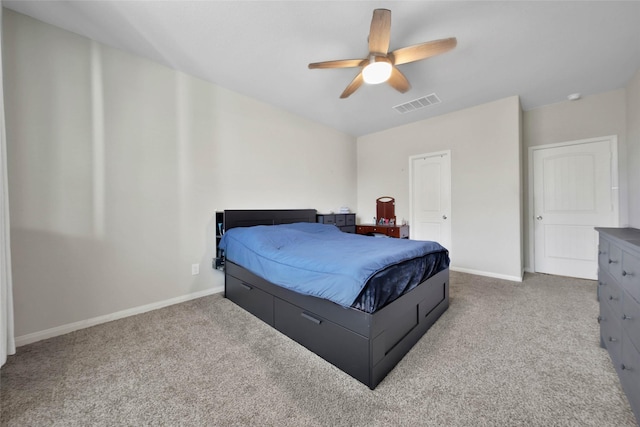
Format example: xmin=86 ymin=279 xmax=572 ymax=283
xmin=621 ymin=364 xmax=632 ymax=371
xmin=597 ymin=315 xmax=603 ymax=324
xmin=598 ymin=281 xmax=605 ymax=286
xmin=622 ymin=314 xmax=633 ymax=321
xmin=240 ymin=283 xmax=253 ymax=291
xmin=301 ymin=312 xmax=322 ymax=325
xmin=622 ymin=270 xmax=633 ymax=277
xmin=609 ymin=259 xmax=618 ymax=264
xmin=608 ymin=337 xmax=618 ymax=342
xmin=609 ymin=295 xmax=618 ymax=301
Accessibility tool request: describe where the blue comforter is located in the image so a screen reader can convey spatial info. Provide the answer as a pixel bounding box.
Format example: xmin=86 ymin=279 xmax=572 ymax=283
xmin=219 ymin=222 xmax=448 ymax=308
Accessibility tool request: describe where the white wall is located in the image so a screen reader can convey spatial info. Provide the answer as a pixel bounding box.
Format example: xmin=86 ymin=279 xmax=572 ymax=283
xmin=522 ymin=90 xmax=627 ymax=270
xmin=3 ymin=10 xmax=356 ymax=340
xmin=357 ymin=96 xmax=523 ymax=281
xmin=6 ymin=7 xmax=638 ymax=343
xmin=627 ymin=69 xmax=640 ymax=227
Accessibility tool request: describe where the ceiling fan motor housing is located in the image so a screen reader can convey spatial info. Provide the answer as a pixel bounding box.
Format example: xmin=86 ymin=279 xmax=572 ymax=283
xmin=363 ymin=56 xmax=392 ymax=84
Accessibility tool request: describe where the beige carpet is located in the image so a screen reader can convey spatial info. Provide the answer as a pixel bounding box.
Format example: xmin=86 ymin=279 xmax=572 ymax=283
xmin=1 ymin=271 xmax=637 ymax=426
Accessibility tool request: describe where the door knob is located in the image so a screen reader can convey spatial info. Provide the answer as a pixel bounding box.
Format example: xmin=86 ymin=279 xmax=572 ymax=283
xmin=536 ymin=216 xmax=543 ymax=220
xmin=442 ymin=215 xmax=447 ymax=220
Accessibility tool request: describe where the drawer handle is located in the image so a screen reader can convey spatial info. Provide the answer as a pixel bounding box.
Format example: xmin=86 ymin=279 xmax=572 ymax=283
xmin=609 ymin=259 xmax=618 ymax=264
xmin=240 ymin=283 xmax=253 ymax=291
xmin=597 ymin=315 xmax=603 ymax=324
xmin=621 ymin=364 xmax=632 ymax=371
xmin=609 ymin=337 xmax=618 ymax=343
xmin=598 ymin=281 xmax=605 ymax=287
xmin=609 ymin=295 xmax=618 ymax=301
xmin=300 ymin=312 xmax=322 ymax=325
xmin=622 ymin=314 xmax=633 ymax=321
xmin=622 ymin=270 xmax=633 ymax=277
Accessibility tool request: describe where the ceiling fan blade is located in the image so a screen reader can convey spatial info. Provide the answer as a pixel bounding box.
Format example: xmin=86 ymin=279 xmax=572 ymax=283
xmin=340 ymin=72 xmax=364 ymax=98
xmin=308 ymin=59 xmax=366 ymax=69
xmin=387 ymin=66 xmax=410 ymax=93
xmin=368 ymin=9 xmax=391 ymax=54
xmin=390 ymin=37 xmax=457 ymax=65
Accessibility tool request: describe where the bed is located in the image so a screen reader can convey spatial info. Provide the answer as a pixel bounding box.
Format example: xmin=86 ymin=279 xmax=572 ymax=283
xmin=219 ymin=209 xmax=450 ymax=389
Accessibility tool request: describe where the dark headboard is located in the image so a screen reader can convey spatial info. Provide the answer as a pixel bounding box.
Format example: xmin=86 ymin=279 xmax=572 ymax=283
xmin=224 ymin=209 xmax=317 ymax=230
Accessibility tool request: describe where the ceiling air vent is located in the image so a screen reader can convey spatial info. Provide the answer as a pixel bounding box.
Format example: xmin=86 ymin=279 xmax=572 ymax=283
xmin=392 ymin=93 xmax=441 ymax=114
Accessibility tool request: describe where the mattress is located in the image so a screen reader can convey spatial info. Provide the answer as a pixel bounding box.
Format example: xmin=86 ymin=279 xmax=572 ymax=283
xmin=219 ymin=222 xmax=449 ymax=313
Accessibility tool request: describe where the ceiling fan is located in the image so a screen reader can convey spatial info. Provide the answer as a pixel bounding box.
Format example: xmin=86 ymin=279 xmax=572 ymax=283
xmin=308 ymin=9 xmax=457 ymax=99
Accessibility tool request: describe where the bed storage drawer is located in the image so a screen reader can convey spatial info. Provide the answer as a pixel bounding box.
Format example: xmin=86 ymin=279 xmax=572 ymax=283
xmin=274 ymin=298 xmax=370 ymax=385
xmin=225 ymin=274 xmax=274 ymax=326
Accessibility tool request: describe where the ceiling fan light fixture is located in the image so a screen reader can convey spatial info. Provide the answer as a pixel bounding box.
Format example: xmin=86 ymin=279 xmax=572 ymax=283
xmin=362 ymin=58 xmax=392 ymax=84
xmin=307 ymin=9 xmax=457 ymax=98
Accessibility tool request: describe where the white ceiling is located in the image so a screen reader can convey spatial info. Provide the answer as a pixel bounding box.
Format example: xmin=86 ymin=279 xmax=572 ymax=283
xmin=4 ymin=0 xmax=640 ymax=137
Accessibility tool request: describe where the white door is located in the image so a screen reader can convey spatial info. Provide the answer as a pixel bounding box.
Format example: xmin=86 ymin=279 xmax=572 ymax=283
xmin=410 ymin=151 xmax=452 ymax=252
xmin=532 ymin=137 xmax=617 ymax=280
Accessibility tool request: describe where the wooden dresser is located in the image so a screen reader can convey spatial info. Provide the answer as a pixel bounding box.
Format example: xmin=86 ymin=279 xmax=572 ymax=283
xmin=596 ymin=227 xmax=640 ymax=422
xmin=356 ymin=196 xmax=409 ymax=238
xmin=356 ymin=224 xmax=409 ymax=239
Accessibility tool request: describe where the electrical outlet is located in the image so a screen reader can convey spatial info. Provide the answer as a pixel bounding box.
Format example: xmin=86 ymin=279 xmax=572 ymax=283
xmin=191 ymin=264 xmax=199 ymax=275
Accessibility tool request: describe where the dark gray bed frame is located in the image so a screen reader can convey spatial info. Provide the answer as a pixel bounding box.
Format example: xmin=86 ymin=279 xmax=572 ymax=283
xmin=222 ymin=209 xmax=449 ymax=389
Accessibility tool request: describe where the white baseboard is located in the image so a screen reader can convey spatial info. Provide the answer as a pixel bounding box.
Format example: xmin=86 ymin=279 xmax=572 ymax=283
xmin=15 ymin=285 xmax=224 ymax=347
xmin=450 ymin=266 xmax=523 ymax=282
xmin=16 ymin=266 xmax=524 ymax=346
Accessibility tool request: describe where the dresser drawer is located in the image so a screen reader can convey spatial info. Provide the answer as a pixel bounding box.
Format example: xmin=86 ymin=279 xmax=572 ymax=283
xmin=357 ymin=225 xmax=375 ymax=235
xmin=597 ymin=269 xmax=612 ymax=304
xmin=620 ymin=331 xmax=640 ymax=418
xmin=357 ymin=225 xmax=386 ymax=235
xmin=598 ymin=238 xmax=610 ymax=270
xmin=274 ymin=298 xmax=369 ymax=384
xmin=608 ymin=244 xmax=623 ymax=281
xmin=387 ymin=227 xmax=401 ymax=238
xmin=600 ymin=300 xmax=622 ymax=366
xmin=225 ymin=274 xmax=274 ymax=326
xmin=345 ymin=214 xmax=356 ymax=226
xmin=622 ymin=250 xmax=640 ymax=303
xmin=600 ymin=271 xmax=622 ymax=313
xmin=316 ymin=214 xmax=336 ymax=225
xmin=622 ymin=292 xmax=640 ymax=352
xmin=387 ymin=226 xmax=409 ymax=239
